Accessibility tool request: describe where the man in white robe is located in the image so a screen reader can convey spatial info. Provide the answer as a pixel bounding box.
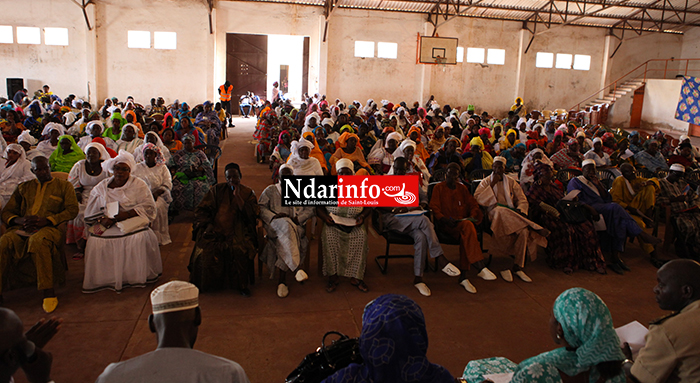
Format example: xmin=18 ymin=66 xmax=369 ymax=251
xmin=474 ymin=156 xmax=548 ymax=282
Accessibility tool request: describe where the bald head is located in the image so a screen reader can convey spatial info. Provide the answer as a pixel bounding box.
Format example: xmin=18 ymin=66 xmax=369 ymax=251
xmin=654 ymin=259 xmax=700 ymax=311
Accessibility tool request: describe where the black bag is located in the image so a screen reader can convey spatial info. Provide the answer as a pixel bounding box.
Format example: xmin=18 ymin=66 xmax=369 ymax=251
xmin=286 ymin=331 xmax=362 ymax=383
xmin=555 ymin=200 xmax=590 ymax=224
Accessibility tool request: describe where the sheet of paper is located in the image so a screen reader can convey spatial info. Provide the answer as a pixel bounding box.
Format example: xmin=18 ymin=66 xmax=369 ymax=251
xmin=106 ymin=201 xmax=119 ymax=219
xmin=620 ymin=149 xmax=634 ymax=160
xmin=330 ymin=213 xmax=358 ymax=227
xmin=616 ymin=321 xmax=648 ymax=358
xmin=395 ymin=209 xmax=427 ymax=217
xmin=562 ymin=189 xmax=580 ymax=201
xmin=457 ymin=217 xmax=478 ymax=222
xmin=482 ymin=372 xmax=514 ymax=383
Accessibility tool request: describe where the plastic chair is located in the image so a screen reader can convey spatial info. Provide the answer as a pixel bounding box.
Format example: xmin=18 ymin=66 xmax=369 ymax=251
xmin=556 ymin=168 xmax=582 ymax=189
xmin=371 ymin=209 xmax=436 ymax=274
xmin=596 ymin=169 xmax=616 ymax=190
xmin=655 ymin=170 xmax=669 ymax=179
xmin=468 ymin=169 xmax=492 ymax=182
xmin=634 ymin=168 xmax=655 ymax=179
xmin=429 ymin=168 xmax=447 ymax=183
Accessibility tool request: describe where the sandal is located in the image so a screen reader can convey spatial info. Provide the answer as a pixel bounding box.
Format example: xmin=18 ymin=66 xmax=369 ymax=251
xmin=326 ymin=279 xmax=338 ymax=293
xmin=72 ymin=252 xmax=84 ymax=260
xmin=354 ymin=280 xmax=369 ymax=293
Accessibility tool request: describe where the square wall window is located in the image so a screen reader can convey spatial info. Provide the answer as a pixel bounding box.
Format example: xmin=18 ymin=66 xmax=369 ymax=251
xmin=456 ymin=47 xmax=464 ymax=63
xmin=0 ymin=26 xmax=12 ymax=44
xmin=536 ymin=52 xmax=554 ymax=68
xmin=354 ymin=41 xmax=374 ymax=58
xmin=128 ymin=30 xmax=150 ymax=49
xmin=556 ymin=53 xmax=573 ymax=69
xmin=487 ymin=49 xmax=505 ymax=65
xmin=44 ymin=27 xmax=69 ymax=46
xmin=466 ymin=47 xmax=485 ymax=63
xmin=573 ymin=54 xmax=591 ymax=70
xmin=16 ymin=27 xmax=40 ymax=44
xmin=377 ymin=42 xmax=397 ymax=59
xmin=154 ymin=31 xmax=177 ymax=50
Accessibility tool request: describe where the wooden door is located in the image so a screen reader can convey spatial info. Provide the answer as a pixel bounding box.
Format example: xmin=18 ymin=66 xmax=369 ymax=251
xmin=629 ymin=85 xmax=645 ymax=129
xmin=226 ymin=33 xmax=268 ymax=114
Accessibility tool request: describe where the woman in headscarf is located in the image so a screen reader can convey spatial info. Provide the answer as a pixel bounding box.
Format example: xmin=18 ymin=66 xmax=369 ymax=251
xmin=551 ymin=139 xmax=583 ymax=170
xmin=427 ymin=136 xmax=462 ymax=173
xmin=301 ymin=132 xmax=329 ymax=174
xmin=270 ymin=130 xmax=293 ymax=176
xmin=389 ymin=139 xmax=430 ymax=191
xmin=17 ymin=130 xmax=37 ymax=159
xmin=426 ymin=125 xmax=446 ymax=154
xmin=161 ymin=127 xmax=182 ymax=154
xmin=83 ymin=150 xmax=162 ymax=293
xmin=286 ymin=138 xmax=324 ymax=176
xmin=49 ymin=135 xmax=85 ymax=173
xmin=546 ymin=130 xmax=566 ymax=157
xmin=116 ymin=123 xmax=144 ymax=155
xmin=322 ymin=294 xmax=454 ymax=383
xmin=0 ymin=143 xmax=34 ymax=206
xmin=133 ymin=131 xmax=172 ymax=164
xmin=35 ymin=123 xmax=64 ymax=158
xmin=161 ymin=112 xmax=176 ymax=135
xmin=91 ymin=137 xmax=117 ymax=158
xmin=167 ymin=135 xmax=215 ymax=211
xmin=463 ymin=137 xmax=494 ymax=174
xmin=497 ymin=128 xmax=519 ymax=153
xmin=511 ymin=97 xmax=525 ymax=116
xmin=584 ymin=137 xmax=612 ymax=168
xmin=368 ymin=131 xmax=401 ymax=175
xmin=317 ymin=158 xmax=371 ymax=293
xmin=357 ymin=123 xmax=377 ymax=159
xmin=79 ymin=121 xmax=117 ymax=152
xmin=174 ymin=115 xmax=205 ymax=147
xmin=133 ymin=143 xmax=173 ymax=246
xmin=303 ymin=112 xmax=320 ymax=135
xmin=330 ymin=132 xmax=372 ymax=175
xmin=519 ymin=148 xmax=554 ymax=191
xmin=526 ymin=163 xmax=606 ymax=274
xmin=104 ymin=112 xmax=126 ymax=141
xmin=67 ymin=142 xmax=111 ymax=253
xmin=407 ymin=125 xmax=429 ymax=162
xmin=610 ymin=137 xmax=636 ymax=168
xmin=123 ymin=109 xmax=143 ymax=138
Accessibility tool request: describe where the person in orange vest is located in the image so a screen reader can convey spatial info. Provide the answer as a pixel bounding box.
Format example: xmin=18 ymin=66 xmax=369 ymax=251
xmin=218 ymin=80 xmax=234 ymax=128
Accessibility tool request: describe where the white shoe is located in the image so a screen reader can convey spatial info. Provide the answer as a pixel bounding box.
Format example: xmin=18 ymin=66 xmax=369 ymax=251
xmin=460 ymin=279 xmax=477 ymax=293
xmin=295 ymin=270 xmax=308 ymax=283
xmin=515 ymin=270 xmax=532 ymax=283
xmin=477 ymin=267 xmax=497 ymax=281
xmin=441 ymin=263 xmax=460 ymax=277
xmin=500 ymin=270 xmax=513 ymax=282
xmin=414 ymin=282 xmax=432 ymax=296
xmin=277 ymin=283 xmax=289 ymax=298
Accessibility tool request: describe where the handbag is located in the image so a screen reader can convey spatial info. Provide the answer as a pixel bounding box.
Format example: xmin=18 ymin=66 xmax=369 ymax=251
xmin=286 ymin=331 xmax=362 ymax=383
xmin=555 ymin=200 xmax=590 ymax=224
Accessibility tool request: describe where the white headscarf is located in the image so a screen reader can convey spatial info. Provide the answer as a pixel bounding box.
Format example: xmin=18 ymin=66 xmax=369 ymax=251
xmin=5 ymin=143 xmax=27 ymax=161
xmin=41 ymin=122 xmax=65 ymax=136
xmin=520 ymin=148 xmax=553 ymax=188
xmin=391 ymin=139 xmax=416 ymax=158
xmin=287 ymin=138 xmax=323 ymax=176
xmin=17 ymin=130 xmax=38 ymax=146
xmin=120 ymin=123 xmax=141 ymax=140
xmin=84 ymin=142 xmax=111 ymax=161
xmin=335 ymin=158 xmax=354 ymax=174
xmin=102 ymin=149 xmax=137 ymax=174
xmin=385 ymin=132 xmax=403 ymax=148
xmin=86 ymin=121 xmax=104 ymax=136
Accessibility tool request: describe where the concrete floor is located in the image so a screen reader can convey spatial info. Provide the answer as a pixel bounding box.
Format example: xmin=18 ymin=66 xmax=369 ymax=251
xmin=4 ymin=117 xmax=668 ymax=383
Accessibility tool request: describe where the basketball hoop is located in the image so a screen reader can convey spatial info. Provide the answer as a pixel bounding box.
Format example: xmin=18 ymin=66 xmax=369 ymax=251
xmin=434 ymin=56 xmax=447 ymax=72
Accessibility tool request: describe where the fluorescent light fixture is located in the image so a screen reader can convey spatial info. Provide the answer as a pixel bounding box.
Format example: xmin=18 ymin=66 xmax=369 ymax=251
xmin=466 ymin=47 xmax=485 ymax=63
xmin=127 ymin=30 xmax=150 ymax=49
xmin=154 ymin=31 xmax=177 ymax=50
xmin=377 ymin=42 xmax=397 ymax=59
xmin=487 ymin=48 xmax=505 ymax=65
xmin=536 ymin=52 xmax=554 ymax=68
xmin=44 ymin=27 xmax=69 ymax=46
xmin=354 ymin=41 xmax=374 ymax=58
xmin=17 ymin=27 xmax=40 ymax=44
xmin=573 ymin=54 xmax=591 ymax=70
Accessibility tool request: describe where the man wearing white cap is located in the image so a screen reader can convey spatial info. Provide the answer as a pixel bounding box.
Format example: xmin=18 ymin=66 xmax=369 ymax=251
xmin=474 ymin=156 xmax=548 ymax=283
xmin=657 ymin=164 xmax=700 ymax=257
xmin=673 ymin=134 xmax=700 ymax=159
xmin=96 ymin=281 xmax=250 ymax=383
xmin=568 ymin=160 xmax=663 ymax=274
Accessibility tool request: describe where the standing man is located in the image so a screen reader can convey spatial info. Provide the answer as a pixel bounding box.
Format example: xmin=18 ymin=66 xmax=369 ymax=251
xmin=623 ymin=259 xmax=700 ymax=383
xmin=218 ymin=80 xmax=234 ymax=128
xmin=271 ymin=81 xmax=280 ymax=104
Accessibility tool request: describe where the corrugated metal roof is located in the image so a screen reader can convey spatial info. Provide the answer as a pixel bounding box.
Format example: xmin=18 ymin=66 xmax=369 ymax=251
xmin=224 ymin=0 xmax=699 ymax=33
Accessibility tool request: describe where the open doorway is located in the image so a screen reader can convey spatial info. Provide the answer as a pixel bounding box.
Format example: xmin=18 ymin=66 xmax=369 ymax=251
xmin=225 ymin=33 xmax=309 ymax=114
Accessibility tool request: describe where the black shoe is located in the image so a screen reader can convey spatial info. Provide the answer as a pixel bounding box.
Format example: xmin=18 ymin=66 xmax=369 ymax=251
xmin=239 ymin=288 xmax=251 ymax=297
xmin=618 ymin=260 xmax=631 ymax=271
xmin=608 ymin=263 xmax=625 ymax=275
xmin=650 ymin=257 xmax=667 ymax=269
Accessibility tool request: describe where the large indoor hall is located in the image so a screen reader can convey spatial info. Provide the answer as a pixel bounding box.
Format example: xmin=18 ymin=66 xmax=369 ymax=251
xmin=2 ymin=0 xmax=700 ymax=382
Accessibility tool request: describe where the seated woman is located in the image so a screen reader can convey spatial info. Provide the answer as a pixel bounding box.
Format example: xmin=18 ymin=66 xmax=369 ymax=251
xmin=116 ymin=123 xmax=144 ymax=154
xmin=123 ymin=109 xmax=143 ymax=138
xmin=426 ymin=125 xmax=446 ymax=154
xmin=545 ymin=130 xmax=565 ymax=158
xmin=584 ymin=137 xmax=611 ymax=168
xmin=270 ymin=130 xmax=292 ymax=176
xmin=464 ymin=288 xmax=625 ymax=383
xmin=526 ymin=162 xmax=606 ymax=274
xmin=389 ymin=139 xmax=431 ymax=191
xmin=49 ymin=135 xmax=85 ymax=173
xmin=82 ymin=150 xmax=162 ymax=293
xmin=367 ymin=131 xmax=401 ymax=175
xmin=610 ymin=137 xmax=636 ymax=168
xmin=133 ymin=144 xmax=173 ymax=246
xmin=322 ymin=294 xmax=454 ymax=383
xmin=462 ymin=137 xmax=493 ymax=174
xmin=519 ymin=148 xmax=553 ymax=191
xmin=329 ymin=132 xmax=372 ymax=175
xmin=190 ymin=163 xmax=258 ymax=296
xmin=496 ymin=128 xmax=519 ymax=153
xmin=134 ymin=131 xmax=172 ymax=164
xmin=78 ymin=121 xmax=117 ymax=151
xmin=35 ymin=123 xmax=64 ymax=159
xmin=91 ymin=137 xmax=117 ymax=158
xmin=67 ymin=143 xmax=110 ymax=255
xmin=427 ymin=136 xmax=462 ymax=173
xmin=551 ymin=139 xmax=582 ymax=170
xmin=407 ymin=125 xmax=430 ymax=162
xmin=174 ymin=116 xmax=206 ymax=147
xmin=168 ymin=135 xmax=215 ymax=211
xmin=301 ymin=131 xmax=329 ymax=174
xmin=317 ymin=159 xmax=371 ymax=293
xmin=286 ymin=138 xmax=324 ymax=176
xmin=0 ymin=143 xmax=34 ymax=207
xmin=103 ymin=112 xmax=126 ymax=142
xmin=634 ymin=139 xmax=669 ymax=172
xmin=161 ymin=127 xmax=182 ymax=155
xmin=669 ymin=141 xmax=699 ymax=169
xmin=259 ymin=164 xmax=314 ymax=298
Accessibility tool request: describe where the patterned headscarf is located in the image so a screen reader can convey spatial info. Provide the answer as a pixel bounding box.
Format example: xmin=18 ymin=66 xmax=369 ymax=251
xmin=532 ymin=161 xmax=552 ymax=181
xmin=141 ymin=142 xmax=165 ymax=164
xmin=323 ymin=294 xmax=454 ymax=383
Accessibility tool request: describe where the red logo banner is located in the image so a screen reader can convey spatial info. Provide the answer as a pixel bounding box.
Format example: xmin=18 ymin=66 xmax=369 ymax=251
xmin=337 ymin=175 xmax=420 ymax=207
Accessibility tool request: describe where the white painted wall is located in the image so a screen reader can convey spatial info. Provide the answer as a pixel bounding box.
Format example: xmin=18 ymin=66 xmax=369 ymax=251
xmin=641 ymin=79 xmax=688 ymax=133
